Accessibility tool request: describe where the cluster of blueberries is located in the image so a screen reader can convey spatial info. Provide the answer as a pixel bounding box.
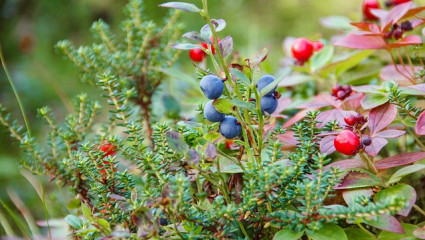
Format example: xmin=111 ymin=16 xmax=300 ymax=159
xmin=200 ymin=74 xmax=279 ymax=139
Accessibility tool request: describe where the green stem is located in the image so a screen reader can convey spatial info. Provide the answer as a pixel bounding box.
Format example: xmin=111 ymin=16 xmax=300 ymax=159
xmin=399 ymin=117 xmax=425 ymax=151
xmin=357 ymin=223 xmax=377 ymax=240
xmin=414 ymin=204 xmax=425 ymax=217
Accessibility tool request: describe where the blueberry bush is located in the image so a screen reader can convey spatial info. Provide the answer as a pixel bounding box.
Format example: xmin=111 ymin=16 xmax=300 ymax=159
xmin=3 ymin=0 xmax=425 ymax=239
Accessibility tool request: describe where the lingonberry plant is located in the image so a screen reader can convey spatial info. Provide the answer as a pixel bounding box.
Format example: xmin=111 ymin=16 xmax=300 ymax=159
xmin=2 ymin=0 xmax=425 ymax=239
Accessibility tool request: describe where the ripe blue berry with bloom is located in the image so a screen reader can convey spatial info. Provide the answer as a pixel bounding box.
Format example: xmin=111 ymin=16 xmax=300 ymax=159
xmin=219 ymin=116 xmax=241 ymax=139
xmin=200 ymin=75 xmax=224 ymax=100
xmin=260 ymin=95 xmax=278 ymax=115
xmin=257 ymin=75 xmax=276 ymax=96
xmin=204 ymin=100 xmax=225 ymax=122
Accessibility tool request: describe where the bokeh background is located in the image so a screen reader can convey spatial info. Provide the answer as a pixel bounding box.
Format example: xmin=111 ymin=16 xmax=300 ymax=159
xmin=0 ymin=0 xmax=421 ymax=236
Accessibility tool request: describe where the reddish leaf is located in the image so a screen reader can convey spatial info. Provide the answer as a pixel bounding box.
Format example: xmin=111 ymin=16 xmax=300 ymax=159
xmin=334 ymin=170 xmax=383 ymax=189
xmin=271 ymin=97 xmax=291 ymax=119
xmin=204 ymin=143 xmax=217 ymax=160
xmin=365 ymin=137 xmax=388 ymax=157
xmin=414 ymin=225 xmax=425 ymax=239
xmin=296 ymin=94 xmax=340 ymax=109
xmin=350 ymin=22 xmax=378 ymax=31
xmin=381 ymin=2 xmax=413 ymax=32
xmin=351 ymin=85 xmax=382 ymax=93
xmin=368 ymin=102 xmax=397 ymax=136
xmin=380 ymin=64 xmax=420 ymax=86
xmin=403 ymin=6 xmax=425 ymax=20
xmin=320 ymin=136 xmax=336 ymax=155
xmin=375 ymin=152 xmax=425 ymax=169
xmin=344 ymin=93 xmax=364 ymax=110
xmin=316 ymin=109 xmax=356 ymax=128
xmin=390 ymin=35 xmax=422 ymax=48
xmin=334 ymin=33 xmax=387 ymax=49
xmin=324 ymin=159 xmax=364 ymax=172
xmin=374 ymin=129 xmax=406 ymax=138
xmin=276 ymin=131 xmax=298 ymax=150
xmin=282 ymin=109 xmax=309 ymax=129
xmin=374 ymin=184 xmax=416 ymax=217
xmin=370 ymin=8 xmax=389 ymax=21
xmin=365 ymin=215 xmax=405 ymax=233
xmin=411 ymin=19 xmax=425 ymax=28
xmin=416 ymin=111 xmax=425 ymax=135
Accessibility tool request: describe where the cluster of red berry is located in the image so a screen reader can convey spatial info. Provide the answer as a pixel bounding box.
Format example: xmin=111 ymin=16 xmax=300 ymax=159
xmin=331 ymin=84 xmax=352 ymax=101
xmin=291 ymin=38 xmax=324 ymax=65
xmin=363 ymin=0 xmax=412 ymax=20
xmin=189 ymin=37 xmax=219 ymax=62
xmin=98 ymin=142 xmax=117 ymax=174
xmin=334 ymin=113 xmax=371 ymax=155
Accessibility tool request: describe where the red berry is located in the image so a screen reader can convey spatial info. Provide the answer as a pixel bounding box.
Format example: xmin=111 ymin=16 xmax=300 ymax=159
xmin=334 ymin=130 xmax=360 ymax=155
xmin=363 ymin=0 xmax=380 ymax=20
xmin=100 ymin=142 xmax=117 ymax=158
xmin=393 ymin=0 xmax=412 ymax=5
xmin=332 ymin=85 xmax=343 ymax=96
xmin=201 ymin=36 xmax=220 ymax=55
xmin=336 ymin=91 xmax=346 ymax=100
xmin=393 ymin=29 xmax=402 ymax=39
xmin=344 ymin=115 xmax=357 ymax=126
xmin=291 ymin=38 xmax=314 ymax=62
xmin=189 ymin=47 xmax=206 ymax=62
xmin=312 ymin=41 xmax=324 ymax=52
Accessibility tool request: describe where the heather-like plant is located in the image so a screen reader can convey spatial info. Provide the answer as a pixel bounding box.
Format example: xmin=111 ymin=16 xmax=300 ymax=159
xmin=2 ymin=0 xmax=425 ymax=239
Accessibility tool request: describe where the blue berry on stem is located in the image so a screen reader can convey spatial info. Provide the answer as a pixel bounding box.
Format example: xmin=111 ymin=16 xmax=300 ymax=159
xmin=257 ymin=75 xmax=276 ymax=96
xmin=260 ymin=96 xmax=278 ymax=115
xmin=200 ymin=75 xmax=224 ymax=100
xmin=204 ymin=100 xmax=225 ymax=122
xmin=219 ymin=116 xmax=241 ymax=139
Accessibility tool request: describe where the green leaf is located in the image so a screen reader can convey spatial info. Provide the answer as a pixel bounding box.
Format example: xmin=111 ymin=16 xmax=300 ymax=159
xmin=388 ymin=164 xmax=425 ymax=185
xmin=81 ymin=203 xmax=93 ymax=222
xmin=378 ymin=223 xmax=419 ymax=240
xmin=320 ymin=16 xmax=355 ymax=30
xmin=230 ymin=68 xmax=250 ymax=86
xmin=374 ymin=184 xmax=416 ymax=217
xmin=64 ymin=215 xmax=83 ymax=229
xmin=344 ymin=227 xmax=375 ymax=240
xmin=204 ymin=132 xmax=221 ymax=142
xmin=218 ymin=158 xmax=243 ymax=173
xmin=230 ymin=99 xmax=256 ymax=111
xmin=311 ymin=45 xmax=334 ymax=72
xmin=182 ymin=31 xmax=211 ymax=43
xmin=212 ymin=98 xmax=233 ymax=114
xmin=260 ymin=67 xmax=291 ymax=96
xmin=279 ymin=75 xmax=315 ymax=87
xmin=158 ymin=2 xmax=201 ymax=12
xmin=361 ymin=93 xmax=388 ymax=109
xmin=171 ymin=43 xmax=202 ymax=50
xmin=66 ymin=198 xmax=81 ymax=210
xmin=307 ymin=223 xmax=348 ymax=240
xmin=165 ymin=131 xmax=189 ymax=154
xmin=93 ymin=218 xmax=112 ymax=235
xmin=273 ymin=227 xmax=304 ymax=240
xmin=319 ymin=50 xmax=374 ymax=77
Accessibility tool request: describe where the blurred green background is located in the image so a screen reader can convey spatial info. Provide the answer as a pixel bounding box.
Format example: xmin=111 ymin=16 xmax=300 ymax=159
xmin=0 ymin=0 xmax=419 ymax=236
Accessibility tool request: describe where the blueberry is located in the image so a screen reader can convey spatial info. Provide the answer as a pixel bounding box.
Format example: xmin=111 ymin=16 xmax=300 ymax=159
xmin=204 ymin=101 xmax=225 ymax=122
xmin=260 ymin=96 xmax=278 ymax=115
xmin=200 ymin=75 xmax=224 ymax=99
xmin=219 ymin=116 xmax=241 ymax=139
xmin=257 ymin=75 xmax=276 ymax=96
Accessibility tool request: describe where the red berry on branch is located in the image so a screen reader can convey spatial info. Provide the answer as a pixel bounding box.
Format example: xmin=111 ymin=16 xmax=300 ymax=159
xmin=344 ymin=113 xmax=365 ymax=126
xmin=312 ymin=41 xmax=324 ymax=52
xmin=291 ymin=38 xmax=314 ymax=62
xmin=189 ymin=47 xmax=206 ymax=62
xmin=362 ymin=0 xmax=380 ymax=20
xmin=100 ymin=142 xmax=117 ymax=158
xmin=201 ymin=36 xmax=220 ymax=55
xmin=334 ymin=130 xmax=360 ymax=155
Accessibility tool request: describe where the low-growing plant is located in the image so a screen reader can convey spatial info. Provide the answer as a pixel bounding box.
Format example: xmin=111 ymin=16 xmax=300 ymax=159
xmin=3 ymin=0 xmax=425 ymax=239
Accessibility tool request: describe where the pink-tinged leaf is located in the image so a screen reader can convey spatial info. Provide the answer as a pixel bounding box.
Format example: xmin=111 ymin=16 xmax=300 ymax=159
xmin=317 ymin=109 xmax=357 ymax=128
xmin=282 ymin=109 xmax=309 ymax=129
xmin=375 ymin=129 xmax=406 ymax=138
xmin=370 ymin=8 xmax=389 ymax=22
xmin=390 ymin=35 xmax=422 ymax=48
xmin=380 ymin=64 xmax=420 ymax=86
xmin=276 ymin=131 xmax=298 ymax=150
xmin=414 ymin=225 xmax=425 ymax=239
xmin=365 ymin=137 xmax=388 ymax=157
xmin=368 ymin=102 xmax=397 ymax=136
xmin=334 ymin=33 xmax=387 ymax=49
xmin=296 ymin=94 xmax=340 ymax=109
xmin=271 ymin=97 xmax=291 ymax=118
xmin=374 ymin=184 xmax=416 ymax=217
xmin=342 ymin=188 xmax=373 ymax=206
xmin=324 ymin=159 xmax=364 ymax=172
xmin=334 ymin=170 xmax=384 ymax=189
xmin=204 ymin=143 xmax=217 ymax=160
xmin=350 ymin=22 xmax=378 ymax=31
xmin=403 ymin=6 xmax=425 ymax=20
xmin=365 ymin=215 xmax=405 ymax=234
xmin=344 ymin=93 xmax=364 ymax=110
xmin=411 ymin=19 xmax=425 ymax=28
xmin=381 ymin=2 xmax=413 ymax=32
xmin=320 ymin=136 xmax=336 ymax=155
xmin=252 ymin=46 xmax=269 ymax=66
xmin=375 ymin=152 xmax=425 ymax=170
xmin=416 ymin=111 xmax=425 ymax=135
xmin=351 ymin=85 xmax=382 ymax=93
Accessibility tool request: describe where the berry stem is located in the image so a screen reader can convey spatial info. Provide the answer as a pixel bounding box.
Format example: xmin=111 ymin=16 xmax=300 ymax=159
xmin=359 ymin=151 xmax=386 ymax=187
